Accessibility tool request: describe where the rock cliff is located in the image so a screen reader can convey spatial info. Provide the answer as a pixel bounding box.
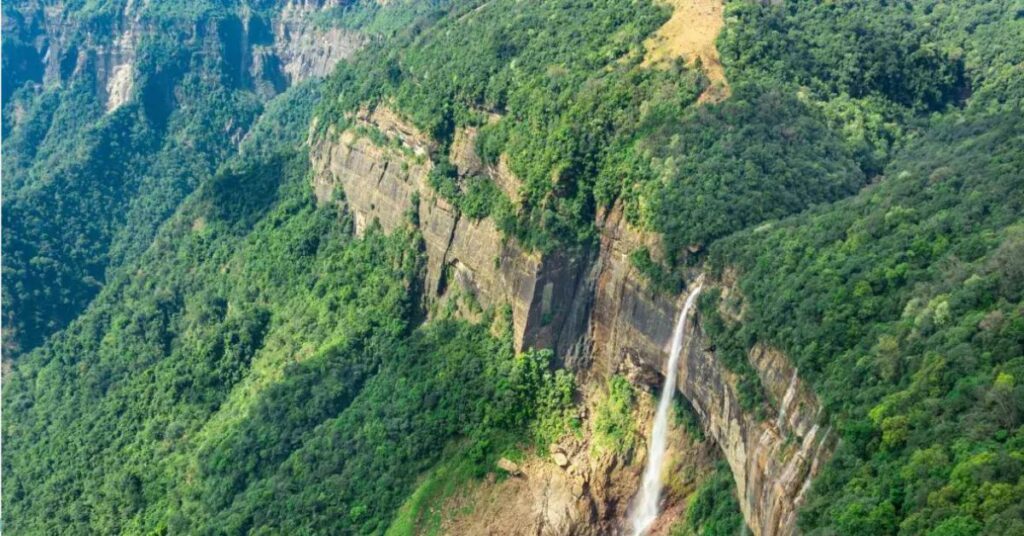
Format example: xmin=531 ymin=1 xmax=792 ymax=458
xmin=310 ymin=108 xmax=587 ymax=352
xmin=573 ymin=201 xmax=834 ymax=534
xmin=309 ymin=106 xmax=834 ymax=535
xmin=2 ymin=0 xmax=361 ymax=110
xmin=676 ymin=322 xmax=834 ymax=535
xmin=272 ymin=0 xmax=363 ymax=85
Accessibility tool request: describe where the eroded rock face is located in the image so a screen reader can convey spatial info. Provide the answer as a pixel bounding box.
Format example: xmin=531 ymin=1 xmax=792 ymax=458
xmin=2 ymin=0 xmax=361 ymax=113
xmin=309 ymin=109 xmax=587 ymax=352
xmin=310 ymin=107 xmax=832 ymax=535
xmin=2 ymin=1 xmax=145 ymax=111
xmin=437 ymin=386 xmax=716 ymax=536
xmin=679 ymin=325 xmax=833 ymax=536
xmin=583 ymin=203 xmax=678 ymax=380
xmin=272 ymin=0 xmax=364 ymax=83
xmin=585 ymin=232 xmax=834 ymax=536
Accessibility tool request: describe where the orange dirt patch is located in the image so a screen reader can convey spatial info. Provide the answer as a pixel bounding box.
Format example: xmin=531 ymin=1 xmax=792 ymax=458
xmin=644 ymin=0 xmax=730 ymax=102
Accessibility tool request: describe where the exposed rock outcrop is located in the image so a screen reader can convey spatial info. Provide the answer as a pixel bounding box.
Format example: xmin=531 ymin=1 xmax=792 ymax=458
xmin=2 ymin=0 xmax=362 ymax=112
xmin=309 ymin=108 xmax=587 ymax=352
xmin=583 ymin=203 xmax=678 ymax=381
xmin=677 ymin=324 xmax=833 ymax=536
xmin=435 ymin=386 xmax=717 ymax=536
xmin=271 ymin=0 xmax=364 ymax=84
xmin=309 ymin=105 xmax=834 ymax=535
xmin=583 ymin=219 xmax=835 ymax=536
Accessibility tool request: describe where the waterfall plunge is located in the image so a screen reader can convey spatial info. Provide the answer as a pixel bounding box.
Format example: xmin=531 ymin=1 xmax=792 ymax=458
xmin=627 ymin=285 xmax=702 ymax=536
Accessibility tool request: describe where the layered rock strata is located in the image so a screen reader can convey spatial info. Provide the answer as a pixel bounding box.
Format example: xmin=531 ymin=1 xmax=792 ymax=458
xmin=310 ymin=106 xmax=834 ymax=535
xmin=583 ymin=214 xmax=835 ymax=535
xmin=310 ymin=109 xmax=587 ymax=352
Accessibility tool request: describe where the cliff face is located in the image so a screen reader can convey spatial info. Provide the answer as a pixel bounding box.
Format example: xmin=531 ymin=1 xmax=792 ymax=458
xmin=273 ymin=0 xmax=363 ymax=84
xmin=310 ymin=107 xmax=833 ymax=535
xmin=310 ymin=108 xmax=587 ymax=352
xmin=1 ymin=0 xmax=143 ymax=110
xmin=1 ymin=0 xmax=361 ymax=110
xmin=581 ymin=203 xmax=678 ymax=381
xmin=579 ymin=202 xmax=833 ymax=535
xmin=676 ymin=327 xmax=833 ymax=535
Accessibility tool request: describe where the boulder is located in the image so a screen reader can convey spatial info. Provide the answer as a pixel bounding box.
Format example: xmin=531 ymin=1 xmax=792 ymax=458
xmin=497 ymin=457 xmax=522 ymax=476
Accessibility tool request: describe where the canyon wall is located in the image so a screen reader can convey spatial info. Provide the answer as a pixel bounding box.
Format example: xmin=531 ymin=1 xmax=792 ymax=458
xmin=309 ymin=109 xmax=587 ymax=352
xmin=2 ymin=0 xmax=361 ymax=110
xmin=582 ymin=202 xmax=834 ymax=535
xmin=676 ymin=325 xmax=833 ymax=535
xmin=309 ymin=106 xmax=834 ymax=535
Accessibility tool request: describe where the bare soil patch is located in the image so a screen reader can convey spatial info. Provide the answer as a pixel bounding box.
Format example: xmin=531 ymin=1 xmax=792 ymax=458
xmin=644 ymin=0 xmax=730 ymax=102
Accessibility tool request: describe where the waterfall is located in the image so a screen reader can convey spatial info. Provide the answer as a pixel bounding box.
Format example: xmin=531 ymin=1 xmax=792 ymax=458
xmin=627 ymin=285 xmax=703 ymax=536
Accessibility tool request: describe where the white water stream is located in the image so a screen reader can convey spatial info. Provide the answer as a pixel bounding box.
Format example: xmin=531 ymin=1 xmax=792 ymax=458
xmin=627 ymin=285 xmax=702 ymax=536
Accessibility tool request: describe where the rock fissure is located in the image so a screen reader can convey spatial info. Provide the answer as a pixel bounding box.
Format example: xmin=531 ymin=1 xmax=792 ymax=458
xmin=436 ymin=210 xmax=462 ymax=296
xmin=376 ymin=158 xmax=390 ymax=188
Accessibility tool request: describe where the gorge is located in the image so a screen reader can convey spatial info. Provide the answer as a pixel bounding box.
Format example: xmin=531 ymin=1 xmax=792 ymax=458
xmin=3 ymin=1 xmax=1023 ymax=535
xmin=311 ymin=102 xmax=837 ymax=534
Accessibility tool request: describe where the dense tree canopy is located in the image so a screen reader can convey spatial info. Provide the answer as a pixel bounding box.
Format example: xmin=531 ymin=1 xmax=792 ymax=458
xmin=3 ymin=0 xmax=1023 ymax=534
xmin=705 ymin=112 xmax=1024 ymax=534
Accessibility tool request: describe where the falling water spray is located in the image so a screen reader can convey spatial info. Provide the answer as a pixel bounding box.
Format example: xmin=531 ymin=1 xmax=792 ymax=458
xmin=627 ymin=285 xmax=702 ymax=536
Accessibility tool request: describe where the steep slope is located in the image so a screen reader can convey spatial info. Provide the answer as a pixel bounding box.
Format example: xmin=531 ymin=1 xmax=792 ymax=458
xmin=0 ymin=0 xmax=364 ymax=355
xmin=3 ymin=0 xmax=1024 ymax=535
xmin=702 ymin=113 xmax=1024 ymax=535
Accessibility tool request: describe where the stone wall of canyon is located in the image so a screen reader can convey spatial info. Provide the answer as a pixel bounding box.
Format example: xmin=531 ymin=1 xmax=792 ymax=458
xmin=3 ymin=0 xmax=361 ymax=111
xmin=309 ymin=106 xmax=834 ymax=535
xmin=309 ymin=108 xmax=588 ymax=353
xmin=582 ymin=199 xmax=835 ymax=535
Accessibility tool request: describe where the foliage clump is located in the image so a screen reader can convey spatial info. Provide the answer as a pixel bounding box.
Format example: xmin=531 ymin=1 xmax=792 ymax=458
xmin=593 ymin=375 xmax=640 ymax=458
xmin=671 ymin=462 xmax=749 ymax=536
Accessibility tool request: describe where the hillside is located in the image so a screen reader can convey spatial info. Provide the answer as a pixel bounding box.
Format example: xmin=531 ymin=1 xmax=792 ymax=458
xmin=3 ymin=1 xmax=1023 ymax=535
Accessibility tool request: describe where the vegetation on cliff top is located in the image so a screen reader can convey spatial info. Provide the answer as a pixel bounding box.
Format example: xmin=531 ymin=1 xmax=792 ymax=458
xmin=315 ymin=0 xmax=1021 ymax=265
xmin=315 ymin=0 xmax=865 ymax=255
xmin=3 ymin=0 xmax=1023 ymax=534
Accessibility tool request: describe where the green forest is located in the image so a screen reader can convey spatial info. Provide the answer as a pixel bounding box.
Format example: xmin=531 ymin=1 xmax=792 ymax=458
xmin=3 ymin=0 xmax=1023 ymax=534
